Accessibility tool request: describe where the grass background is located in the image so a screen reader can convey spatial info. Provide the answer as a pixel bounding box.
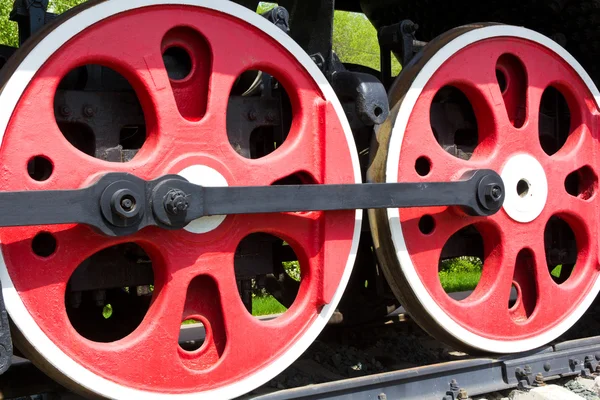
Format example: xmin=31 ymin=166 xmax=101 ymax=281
xmin=251 ymin=257 xmax=484 ymax=317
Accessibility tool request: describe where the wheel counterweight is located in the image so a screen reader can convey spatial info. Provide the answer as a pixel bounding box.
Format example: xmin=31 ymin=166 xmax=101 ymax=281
xmin=0 ymin=1 xmax=361 ymax=398
xmin=369 ymin=24 xmax=600 ymax=353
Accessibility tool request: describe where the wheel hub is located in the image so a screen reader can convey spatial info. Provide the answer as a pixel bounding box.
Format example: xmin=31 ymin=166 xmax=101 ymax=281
xmin=500 ymin=154 xmax=548 ymax=223
xmin=177 ymin=164 xmax=228 ymax=234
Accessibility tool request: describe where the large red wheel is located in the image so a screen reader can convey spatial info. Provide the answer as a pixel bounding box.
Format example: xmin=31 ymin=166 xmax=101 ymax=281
xmin=369 ymin=24 xmax=600 ymax=353
xmin=0 ymin=1 xmax=361 ymax=398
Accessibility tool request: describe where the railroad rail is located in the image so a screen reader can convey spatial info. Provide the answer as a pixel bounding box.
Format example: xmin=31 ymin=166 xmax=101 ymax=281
xmin=4 ymin=335 xmax=600 ymax=400
xmin=246 ymin=336 xmax=600 ymax=400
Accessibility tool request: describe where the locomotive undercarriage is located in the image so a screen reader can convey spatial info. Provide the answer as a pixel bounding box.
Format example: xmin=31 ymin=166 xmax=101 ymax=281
xmin=0 ymin=0 xmax=596 ymax=399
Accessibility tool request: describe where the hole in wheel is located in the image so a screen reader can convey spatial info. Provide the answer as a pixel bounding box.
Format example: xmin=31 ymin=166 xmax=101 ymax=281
xmin=496 ymin=54 xmax=527 ymax=128
xmin=415 ymin=156 xmax=432 ymax=177
xmin=178 ymin=275 xmax=226 ymax=369
xmin=496 ymin=69 xmax=507 ymax=93
xmin=438 ymin=226 xmax=483 ymax=294
xmin=27 ymin=156 xmax=53 ymax=181
xmin=430 ymin=86 xmax=478 ymax=160
xmin=54 ymin=65 xmax=147 ymax=163
xmin=179 ymin=318 xmax=205 ymax=352
xmin=374 ymin=106 xmax=383 ymax=117
xmin=565 ymin=166 xmax=597 ymax=200
xmin=272 ymin=171 xmax=316 ymax=186
xmin=163 ymin=46 xmax=192 ymax=81
xmin=544 ymin=216 xmax=577 ymax=284
xmin=227 ymin=70 xmax=293 ymax=159
xmin=418 ymin=215 xmax=435 ymax=235
xmin=235 ymin=233 xmax=301 ymax=317
xmin=65 ymin=243 xmax=154 ymax=342
xmin=539 ymin=86 xmax=571 ymax=156
xmin=508 ymin=283 xmax=518 ymax=309
xmin=509 ymin=249 xmax=537 ymax=322
xmin=162 ymin=27 xmax=211 ymax=120
xmin=32 ymin=232 xmax=57 ymax=257
xmin=517 ymin=179 xmax=530 ymax=198
xmin=272 ymin=172 xmax=318 ymax=214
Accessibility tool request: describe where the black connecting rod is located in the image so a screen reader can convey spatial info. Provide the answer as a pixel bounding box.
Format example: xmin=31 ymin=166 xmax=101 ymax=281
xmin=0 ymin=169 xmax=504 ymax=236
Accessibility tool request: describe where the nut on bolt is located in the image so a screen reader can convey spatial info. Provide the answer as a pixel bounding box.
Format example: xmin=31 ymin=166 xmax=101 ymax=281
xmin=164 ymin=189 xmax=190 ymax=216
xmin=83 ymin=105 xmax=95 ymax=117
xmin=111 ymin=189 xmax=140 ymax=220
xmin=485 ymin=184 xmax=503 ymax=202
xmin=59 ymin=105 xmax=71 ymax=117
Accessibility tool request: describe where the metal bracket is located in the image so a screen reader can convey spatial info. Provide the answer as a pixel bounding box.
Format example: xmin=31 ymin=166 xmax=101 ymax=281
xmin=443 ymin=379 xmax=471 ymax=400
xmin=10 ymin=0 xmax=55 ymax=45
xmin=331 ymin=70 xmax=390 ymax=128
xmin=378 ymin=20 xmax=427 ymax=88
xmin=261 ymin=6 xmax=290 ymax=34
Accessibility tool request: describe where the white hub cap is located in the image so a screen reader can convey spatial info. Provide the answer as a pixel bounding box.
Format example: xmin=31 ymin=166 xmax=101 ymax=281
xmin=500 ymin=154 xmax=548 ymax=223
xmin=178 ymin=165 xmax=228 ymax=233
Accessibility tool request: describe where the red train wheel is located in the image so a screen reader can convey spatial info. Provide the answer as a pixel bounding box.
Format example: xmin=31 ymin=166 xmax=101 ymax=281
xmin=369 ymin=24 xmax=600 ymax=353
xmin=0 ymin=1 xmax=361 ymax=398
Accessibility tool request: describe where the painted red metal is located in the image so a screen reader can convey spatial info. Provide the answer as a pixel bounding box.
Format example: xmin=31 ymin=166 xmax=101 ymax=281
xmin=397 ymin=37 xmax=600 ymax=340
xmin=0 ymin=6 xmax=356 ymax=393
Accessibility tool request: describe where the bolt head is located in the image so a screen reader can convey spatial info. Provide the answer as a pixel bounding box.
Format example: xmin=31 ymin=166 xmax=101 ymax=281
xmin=83 ymin=105 xmax=95 ymax=117
xmin=111 ymin=190 xmax=140 ymax=220
xmin=485 ymin=184 xmax=503 ymax=202
xmin=164 ymin=189 xmax=189 ymax=216
xmin=121 ymin=198 xmax=134 ymax=211
xmin=60 ymin=105 xmax=71 ymax=117
xmin=247 ymin=109 xmax=257 ymax=121
xmin=276 ymin=7 xmax=287 ymax=19
xmin=544 ymin=362 xmax=551 ymax=371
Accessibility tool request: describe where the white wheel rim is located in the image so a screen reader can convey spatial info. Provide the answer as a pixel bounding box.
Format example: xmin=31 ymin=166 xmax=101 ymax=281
xmin=0 ymin=1 xmax=362 ymax=398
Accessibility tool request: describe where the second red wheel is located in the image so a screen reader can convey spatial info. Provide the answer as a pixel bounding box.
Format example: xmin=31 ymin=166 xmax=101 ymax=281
xmin=369 ymin=24 xmax=600 ymax=353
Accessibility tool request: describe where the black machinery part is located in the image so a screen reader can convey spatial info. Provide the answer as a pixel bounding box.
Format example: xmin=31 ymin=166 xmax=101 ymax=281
xmin=0 ymin=169 xmax=504 ymax=236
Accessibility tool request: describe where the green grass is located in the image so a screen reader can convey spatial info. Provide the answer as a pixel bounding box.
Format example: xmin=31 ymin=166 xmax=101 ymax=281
xmin=252 ymin=296 xmax=287 ymax=316
xmin=550 ymin=264 xmax=562 ymax=278
xmin=439 ymin=257 xmax=483 ymax=293
xmin=102 ymin=304 xmax=113 ymax=319
xmin=439 ymin=270 xmax=482 ymax=293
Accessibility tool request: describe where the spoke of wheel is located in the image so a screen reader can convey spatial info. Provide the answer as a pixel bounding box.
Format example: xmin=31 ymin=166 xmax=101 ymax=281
xmin=401 ymin=208 xmax=478 ymax=295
